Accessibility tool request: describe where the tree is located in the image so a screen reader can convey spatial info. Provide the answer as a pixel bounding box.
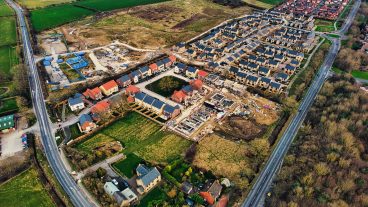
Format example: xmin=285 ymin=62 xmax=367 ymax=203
xmin=249 ymin=139 xmax=270 ymax=159
xmin=158 ymin=77 xmax=180 ymax=92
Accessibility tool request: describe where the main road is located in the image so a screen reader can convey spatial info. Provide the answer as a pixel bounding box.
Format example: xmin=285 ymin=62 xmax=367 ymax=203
xmin=6 ymin=0 xmax=95 ymax=206
xmin=242 ymin=0 xmax=361 ymax=206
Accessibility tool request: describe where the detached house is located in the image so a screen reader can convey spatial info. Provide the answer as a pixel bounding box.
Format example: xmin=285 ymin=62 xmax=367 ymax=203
xmin=83 ymin=87 xmax=103 ymax=101
xmin=68 ymin=94 xmax=85 ymax=111
xmin=258 ymin=67 xmax=270 ymax=76
xmin=276 ymin=72 xmax=289 ymax=82
xmin=116 ymin=75 xmax=131 ymax=88
xmin=186 ymin=67 xmax=198 ymax=79
xmin=79 ymin=114 xmax=97 ymax=133
xmin=125 ymin=85 xmax=140 ymax=96
xmin=136 ymin=164 xmax=161 ymax=195
xmin=171 ymin=90 xmax=187 ymax=103
xmin=174 ymin=63 xmax=187 ymax=74
xmin=100 ymin=80 xmax=119 ymax=96
xmin=91 ymin=100 xmax=110 ymax=114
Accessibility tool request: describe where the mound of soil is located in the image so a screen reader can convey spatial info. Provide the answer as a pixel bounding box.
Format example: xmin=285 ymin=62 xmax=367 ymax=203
xmin=215 ymin=116 xmax=266 ymax=141
xmin=132 ymin=5 xmax=182 ymax=21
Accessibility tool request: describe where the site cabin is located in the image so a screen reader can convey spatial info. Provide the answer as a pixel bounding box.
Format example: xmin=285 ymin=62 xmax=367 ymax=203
xmin=149 ymin=63 xmax=159 ymax=74
xmin=0 ymin=114 xmax=15 ymax=133
xmin=171 ymin=90 xmax=187 ymax=103
xmin=186 ymin=67 xmax=198 ymax=79
xmin=174 ymin=63 xmax=187 ymax=74
xmin=116 ymin=75 xmax=131 ymax=88
xmin=100 ymin=80 xmax=119 ymax=96
xmin=269 ymin=81 xmax=282 ymax=93
xmin=136 ymin=164 xmax=161 ymax=195
xmin=259 ymin=77 xmax=272 ymax=88
xmin=125 ymin=85 xmax=140 ymax=96
xmin=284 ymin=64 xmax=296 ymax=75
xmin=129 ymin=70 xmax=140 ymax=84
xmin=91 ymin=100 xmax=110 ymax=114
xmin=83 ymin=87 xmax=103 ymax=101
xmin=138 ymin=66 xmax=151 ymax=78
xmin=78 ymin=114 xmax=97 ymax=133
xmin=68 ymin=93 xmax=85 ymax=111
xmin=246 ymin=75 xmax=260 ymax=87
xmin=163 ymin=104 xmax=180 ymax=120
xmin=276 ymin=72 xmax=290 ymax=83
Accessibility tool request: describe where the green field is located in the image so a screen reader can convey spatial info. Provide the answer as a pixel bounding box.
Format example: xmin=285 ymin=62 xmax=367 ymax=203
xmin=75 ymin=112 xmax=190 ymax=164
xmin=0 ymin=0 xmax=14 ymax=16
xmin=146 ymin=76 xmax=188 ymax=97
xmin=0 ymin=97 xmax=18 ymax=115
xmin=315 ymin=19 xmax=335 ymax=32
xmin=0 ymin=46 xmax=18 ymax=75
xmin=16 ymin=0 xmax=75 ymax=9
xmin=243 ymin=0 xmax=281 ymax=9
xmin=352 ymin=70 xmax=368 ymax=80
xmin=30 ymin=0 xmax=169 ymax=32
xmin=113 ymin=153 xmax=144 ymax=178
xmin=0 ymin=17 xmax=17 ymax=47
xmin=0 ymin=168 xmax=56 ymax=207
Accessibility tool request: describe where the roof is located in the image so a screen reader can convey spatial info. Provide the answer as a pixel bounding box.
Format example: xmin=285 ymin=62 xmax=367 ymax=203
xmin=79 ymin=114 xmax=92 ymax=125
xmin=101 ymin=80 xmax=118 ymax=91
xmin=136 ymin=164 xmax=149 ymax=175
xmin=0 ymin=114 xmax=14 ymax=130
xmin=143 ymin=94 xmax=155 ymax=105
xmin=91 ymin=100 xmax=110 ymax=114
xmin=139 ymin=66 xmax=149 ymax=73
xmin=162 ymin=58 xmax=171 ymax=64
xmin=237 ymin=71 xmax=247 ymax=78
xmin=135 ymin=92 xmax=146 ymax=101
xmin=182 ymin=85 xmax=194 ymax=93
xmin=117 ymin=75 xmax=130 ymax=83
xmin=247 ymin=75 xmax=259 ymax=82
xmin=137 ymin=165 xmax=161 ymax=187
xmin=152 ymin=99 xmax=165 ymax=109
xmin=187 ymin=67 xmax=197 ymax=73
xmin=176 ymin=62 xmax=187 ymax=69
xmin=83 ymin=87 xmax=101 ymax=98
xmin=260 ymin=77 xmax=271 ymax=84
xmin=285 ymin=64 xmax=296 ymax=71
xmin=270 ymin=81 xmax=281 ymax=88
xmin=259 ymin=67 xmax=269 ymax=74
xmin=172 ymin=90 xmax=187 ymax=100
xmin=68 ymin=96 xmax=83 ymax=106
xmin=163 ymin=104 xmax=178 ymax=114
xmin=277 ymin=72 xmax=289 ymax=80
xmin=198 ymin=70 xmax=208 ymax=77
xmin=190 ymin=79 xmax=203 ymax=90
xmin=130 ymin=70 xmax=140 ymax=78
xmin=169 ymin=55 xmax=176 ymax=62
xmin=230 ymin=66 xmax=239 ymax=73
xmin=200 ymin=192 xmax=215 ymax=205
xmin=208 ymin=180 xmax=222 ymax=200
xmin=216 ymin=196 xmax=229 ymax=207
xmin=126 ymin=85 xmax=140 ymax=94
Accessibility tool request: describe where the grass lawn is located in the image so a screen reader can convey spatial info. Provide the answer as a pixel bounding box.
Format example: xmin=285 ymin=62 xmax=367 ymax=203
xmin=146 ymin=76 xmax=188 ymax=97
xmin=327 ymin=34 xmax=340 ymax=38
xmin=0 ymin=17 xmax=17 ymax=47
xmin=0 ymin=46 xmax=19 ymax=76
xmin=75 ymin=112 xmax=191 ymax=164
xmin=138 ymin=187 xmax=167 ymax=207
xmin=75 ymin=0 xmax=169 ymax=12
xmin=352 ymin=70 xmax=368 ymax=80
xmin=315 ymin=19 xmax=335 ymax=32
xmin=0 ymin=0 xmax=14 ymax=16
xmin=0 ymin=167 xmax=56 ymax=207
xmin=16 ymin=0 xmax=75 ymax=9
xmin=113 ymin=153 xmax=144 ymax=178
xmin=69 ymin=123 xmax=82 ymax=139
xmin=0 ymin=97 xmax=18 ymax=115
xmin=332 ymin=67 xmax=344 ymax=74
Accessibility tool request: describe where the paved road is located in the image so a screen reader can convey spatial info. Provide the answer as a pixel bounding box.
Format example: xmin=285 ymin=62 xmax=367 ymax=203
xmin=242 ymin=0 xmax=361 ymax=206
xmin=5 ymin=0 xmax=95 ymax=206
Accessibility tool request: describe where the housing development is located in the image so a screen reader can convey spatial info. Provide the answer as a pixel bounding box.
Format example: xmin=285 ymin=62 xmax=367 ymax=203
xmin=0 ymin=0 xmax=367 ymax=207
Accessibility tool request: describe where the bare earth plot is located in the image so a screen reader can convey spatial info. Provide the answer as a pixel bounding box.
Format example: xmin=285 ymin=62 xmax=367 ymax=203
xmin=48 ymin=0 xmax=251 ymax=49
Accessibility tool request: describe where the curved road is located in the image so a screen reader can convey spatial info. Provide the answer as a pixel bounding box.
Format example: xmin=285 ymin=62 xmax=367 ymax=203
xmin=5 ymin=0 xmax=95 ymax=206
xmin=242 ymin=0 xmax=361 ymax=206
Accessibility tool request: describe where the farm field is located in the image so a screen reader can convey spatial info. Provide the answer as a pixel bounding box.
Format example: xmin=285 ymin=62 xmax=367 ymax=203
xmin=0 ymin=46 xmax=18 ymax=76
xmin=16 ymin=0 xmax=74 ymax=9
xmin=146 ymin=76 xmax=188 ymax=97
xmin=0 ymin=167 xmax=56 ymax=207
xmin=75 ymin=112 xmax=191 ymax=164
xmin=29 ymin=0 xmax=170 ymax=32
xmin=0 ymin=17 xmax=17 ymax=47
xmin=0 ymin=0 xmax=14 ymax=16
xmin=47 ymin=0 xmax=251 ymax=49
xmin=0 ymin=97 xmax=18 ymax=115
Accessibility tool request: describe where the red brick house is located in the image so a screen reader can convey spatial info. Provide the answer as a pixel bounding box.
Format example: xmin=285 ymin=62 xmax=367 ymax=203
xmin=91 ymin=100 xmax=110 ymax=114
xmin=125 ymin=85 xmax=140 ymax=96
xmin=149 ymin=63 xmax=159 ymax=74
xmin=190 ymin=79 xmax=203 ymax=91
xmin=83 ymin=87 xmax=103 ymax=100
xmin=171 ymin=90 xmax=187 ymax=103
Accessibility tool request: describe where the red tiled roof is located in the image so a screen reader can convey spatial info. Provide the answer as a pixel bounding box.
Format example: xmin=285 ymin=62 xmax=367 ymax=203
xmin=126 ymin=85 xmax=140 ymax=94
xmin=83 ymin=87 xmax=101 ymax=99
xmin=171 ymin=90 xmax=187 ymax=102
xmin=127 ymin=96 xmax=135 ymax=103
xmin=169 ymin=55 xmax=176 ymax=62
xmin=200 ymin=192 xmax=215 ymax=205
xmin=198 ymin=70 xmax=209 ymax=77
xmin=100 ymin=80 xmax=118 ymax=91
xmin=91 ymin=100 xmax=110 ymax=114
xmin=216 ymin=196 xmax=229 ymax=207
xmin=149 ymin=63 xmax=158 ymax=71
xmin=190 ymin=79 xmax=203 ymax=90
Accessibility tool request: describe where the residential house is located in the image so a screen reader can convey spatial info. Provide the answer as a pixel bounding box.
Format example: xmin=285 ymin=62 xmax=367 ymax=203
xmin=91 ymin=100 xmax=110 ymax=114
xmin=182 ymin=85 xmax=194 ymax=96
xmin=136 ymin=164 xmax=161 ymax=195
xmin=156 ymin=60 xmax=165 ymax=72
xmin=229 ymin=66 xmax=239 ymax=78
xmin=104 ymin=180 xmax=138 ymax=207
xmin=173 ymin=42 xmax=186 ymax=52
xmin=274 ymin=54 xmax=285 ymax=62
xmin=207 ymin=180 xmax=223 ymax=203
xmin=83 ymin=87 xmax=103 ymax=101
xmin=129 ymin=70 xmax=140 ymax=83
xmin=269 ymin=81 xmax=282 ymax=93
xmin=284 ymin=64 xmax=296 ymax=75
xmin=162 ymin=58 xmax=173 ymax=68
xmin=246 ymin=75 xmax=260 ymax=87
xmin=139 ymin=66 xmax=151 ymax=78
xmin=125 ymin=85 xmax=140 ymax=96
xmin=190 ymin=79 xmax=203 ymax=91
xmin=134 ymin=92 xmax=146 ymax=106
xmin=276 ymin=72 xmax=289 ymax=82
xmin=116 ymin=75 xmax=131 ymax=88
xmin=186 ymin=67 xmax=198 ymax=79
xmin=259 ymin=77 xmax=272 ymax=88
xmin=149 ymin=63 xmax=159 ymax=74
xmin=151 ymin=99 xmax=165 ymax=115
xmin=174 ymin=63 xmax=187 ymax=74
xmin=79 ymin=114 xmax=97 ymax=133
xmin=268 ymin=60 xmax=280 ymax=69
xmin=100 ymin=80 xmax=119 ymax=96
xmin=197 ymin=70 xmax=209 ymax=80
xmin=0 ymin=114 xmax=15 ymax=133
xmin=181 ymin=181 xmax=193 ymax=195
xmin=258 ymin=67 xmax=270 ymax=76
xmin=236 ymin=71 xmax=248 ymax=84
xmin=162 ymin=104 xmax=181 ymax=120
xmin=171 ymin=90 xmax=187 ymax=103
xmin=169 ymin=55 xmax=177 ymax=64
xmin=290 ymin=59 xmax=300 ymax=67
xmin=68 ymin=94 xmax=85 ymax=111
xmin=142 ymin=95 xmax=155 ymax=109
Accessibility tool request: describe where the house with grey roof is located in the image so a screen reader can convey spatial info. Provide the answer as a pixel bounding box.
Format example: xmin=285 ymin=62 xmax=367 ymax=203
xmin=136 ymin=164 xmax=161 ymax=195
xmin=68 ymin=94 xmax=85 ymax=111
